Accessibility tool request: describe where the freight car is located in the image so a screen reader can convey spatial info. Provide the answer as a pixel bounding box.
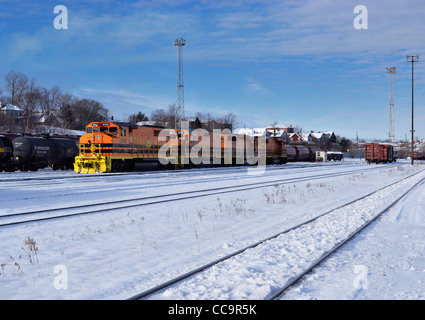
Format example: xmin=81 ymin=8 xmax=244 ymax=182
xmin=0 ymin=135 xmax=14 ymax=172
xmin=327 ymin=151 xmax=343 ymax=161
xmin=285 ymin=145 xmax=297 ymax=162
xmin=414 ymin=151 xmax=425 ymax=160
xmin=307 ymin=145 xmax=321 ymax=161
xmin=282 ymin=145 xmax=319 ymax=162
xmin=365 ymin=143 xmax=397 ymax=164
xmin=294 ymin=145 xmax=310 ymax=161
xmin=12 ymin=136 xmax=78 ymax=171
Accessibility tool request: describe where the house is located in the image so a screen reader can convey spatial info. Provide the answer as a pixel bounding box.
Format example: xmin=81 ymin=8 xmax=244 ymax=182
xmin=251 ymin=128 xmax=269 ymax=137
xmin=33 ymin=110 xmax=61 ymax=126
xmin=324 ymin=131 xmax=337 ymax=143
xmin=288 ymin=133 xmax=303 ymax=144
xmin=310 ymin=131 xmax=325 ymax=144
xmin=0 ymin=102 xmax=23 ymax=125
xmin=299 ymin=132 xmax=314 ymax=144
xmin=310 ymin=131 xmax=338 ymax=145
xmin=266 ymin=128 xmax=289 ymax=143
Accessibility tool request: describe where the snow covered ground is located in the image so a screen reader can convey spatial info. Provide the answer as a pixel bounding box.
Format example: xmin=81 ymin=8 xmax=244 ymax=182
xmin=0 ymin=159 xmax=424 ymax=300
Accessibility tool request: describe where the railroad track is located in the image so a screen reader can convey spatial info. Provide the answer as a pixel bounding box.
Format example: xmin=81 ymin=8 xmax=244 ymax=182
xmin=127 ymin=168 xmax=425 ymax=300
xmin=0 ymin=161 xmax=351 ymax=184
xmin=0 ymin=162 xmax=376 ymax=209
xmin=0 ymin=164 xmax=400 ymax=228
xmin=0 ymin=161 xmax=356 ymax=192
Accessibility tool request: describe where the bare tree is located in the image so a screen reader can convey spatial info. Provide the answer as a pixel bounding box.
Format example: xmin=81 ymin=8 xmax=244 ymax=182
xmin=39 ymin=86 xmax=63 ymax=122
xmin=58 ymin=103 xmax=74 ymax=129
xmin=55 ymin=92 xmax=76 ymax=129
xmin=128 ymin=111 xmax=149 ymax=124
xmin=20 ymin=78 xmax=42 ymax=131
xmin=72 ymin=98 xmax=109 ymax=130
xmin=167 ymin=104 xmax=178 ymax=128
xmin=5 ymin=70 xmax=28 ymax=106
xmin=222 ymin=112 xmax=236 ymax=129
xmin=151 ymin=108 xmax=168 ymax=127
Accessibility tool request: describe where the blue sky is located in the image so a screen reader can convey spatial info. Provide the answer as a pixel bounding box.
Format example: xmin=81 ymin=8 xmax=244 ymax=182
xmin=0 ymin=0 xmax=424 ymax=140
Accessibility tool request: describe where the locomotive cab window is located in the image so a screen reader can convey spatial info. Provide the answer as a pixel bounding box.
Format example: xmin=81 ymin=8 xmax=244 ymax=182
xmin=100 ymin=126 xmax=109 ymax=133
xmin=109 ymin=127 xmax=118 ymax=135
xmin=121 ymin=129 xmax=126 ymax=136
xmin=93 ymin=127 xmax=99 ymax=133
xmin=86 ymin=127 xmax=93 ymax=133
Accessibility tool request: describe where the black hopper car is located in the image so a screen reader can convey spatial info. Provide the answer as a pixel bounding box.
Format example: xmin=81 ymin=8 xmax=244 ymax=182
xmin=0 ymin=135 xmax=78 ymax=172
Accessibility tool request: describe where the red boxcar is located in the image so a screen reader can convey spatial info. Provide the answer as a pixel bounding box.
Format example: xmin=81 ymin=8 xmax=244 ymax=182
xmin=365 ymin=143 xmax=397 ymax=164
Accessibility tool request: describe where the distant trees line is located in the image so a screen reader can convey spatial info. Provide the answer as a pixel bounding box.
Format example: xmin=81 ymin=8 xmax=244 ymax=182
xmin=0 ymin=70 xmax=236 ymax=132
xmin=0 ymin=70 xmax=109 ymax=131
xmin=144 ymin=105 xmax=236 ymax=131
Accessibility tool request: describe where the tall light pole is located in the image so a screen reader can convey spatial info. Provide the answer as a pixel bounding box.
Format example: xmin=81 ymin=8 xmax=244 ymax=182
xmin=387 ymin=67 xmax=396 ymax=142
xmin=175 ymin=37 xmax=185 ymax=129
xmin=406 ymin=55 xmax=419 ymax=165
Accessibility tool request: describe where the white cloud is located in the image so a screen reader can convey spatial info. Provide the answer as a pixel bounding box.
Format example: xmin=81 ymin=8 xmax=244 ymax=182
xmin=246 ymin=77 xmax=267 ymax=95
xmin=76 ymin=87 xmax=173 ymax=120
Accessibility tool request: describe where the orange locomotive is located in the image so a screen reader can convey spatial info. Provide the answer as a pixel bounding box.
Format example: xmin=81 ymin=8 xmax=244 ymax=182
xmin=74 ymin=121 xmax=288 ymax=173
xmin=74 ymin=122 xmax=169 ymax=173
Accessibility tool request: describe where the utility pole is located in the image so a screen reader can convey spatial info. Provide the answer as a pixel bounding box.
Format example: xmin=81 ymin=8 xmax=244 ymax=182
xmin=175 ymin=37 xmax=185 ymax=129
xmin=406 ymin=55 xmax=419 ymax=165
xmin=386 ymin=67 xmax=396 ymax=142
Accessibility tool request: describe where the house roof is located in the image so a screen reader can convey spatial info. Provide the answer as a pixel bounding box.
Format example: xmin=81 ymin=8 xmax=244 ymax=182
xmin=266 ymin=128 xmax=288 ymax=138
xmin=252 ymin=128 xmax=268 ymax=136
xmin=289 ymin=133 xmax=300 ymax=138
xmin=233 ymin=128 xmax=253 ymax=136
xmin=310 ymin=132 xmax=325 ymax=139
xmin=233 ymin=127 xmax=269 ymax=137
xmin=299 ymin=133 xmax=312 ymax=141
xmin=0 ymin=104 xmax=23 ymax=112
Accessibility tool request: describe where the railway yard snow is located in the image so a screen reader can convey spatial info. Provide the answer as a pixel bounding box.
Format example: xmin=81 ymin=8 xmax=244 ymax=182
xmin=1 ymin=160 xmax=425 ymax=300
